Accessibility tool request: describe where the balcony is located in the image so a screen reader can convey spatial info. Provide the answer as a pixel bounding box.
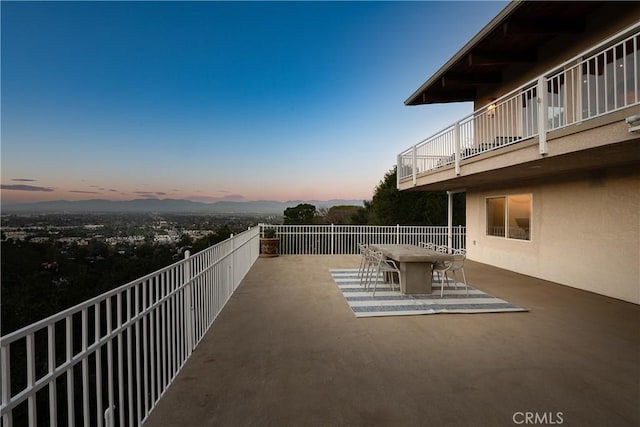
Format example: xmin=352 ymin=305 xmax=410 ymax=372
xmin=2 ymin=225 xmax=639 ymax=426
xmin=398 ymin=24 xmax=640 ymax=192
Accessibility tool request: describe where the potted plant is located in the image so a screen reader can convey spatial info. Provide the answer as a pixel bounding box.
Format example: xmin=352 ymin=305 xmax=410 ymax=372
xmin=260 ymin=228 xmax=280 ymax=257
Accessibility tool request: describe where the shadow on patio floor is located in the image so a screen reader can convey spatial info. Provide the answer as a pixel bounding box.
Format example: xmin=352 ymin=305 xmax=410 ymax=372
xmin=145 ymin=255 xmax=640 ymax=427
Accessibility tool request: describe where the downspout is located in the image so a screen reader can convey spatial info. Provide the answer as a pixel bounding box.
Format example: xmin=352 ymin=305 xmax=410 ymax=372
xmin=447 ymin=191 xmax=453 ymax=252
xmin=446 ymin=189 xmax=466 ymax=250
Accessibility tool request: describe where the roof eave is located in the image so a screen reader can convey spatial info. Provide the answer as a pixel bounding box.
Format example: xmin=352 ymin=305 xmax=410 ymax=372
xmin=404 ymin=0 xmax=523 ymax=106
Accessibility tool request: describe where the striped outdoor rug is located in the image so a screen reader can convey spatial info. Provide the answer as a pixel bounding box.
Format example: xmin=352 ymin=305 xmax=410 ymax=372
xmin=330 ymin=269 xmax=527 ymax=318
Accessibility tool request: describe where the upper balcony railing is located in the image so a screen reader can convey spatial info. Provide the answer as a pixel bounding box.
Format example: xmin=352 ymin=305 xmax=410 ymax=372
xmin=398 ymin=24 xmax=640 ymax=185
xmin=0 ymin=224 xmax=465 ymax=426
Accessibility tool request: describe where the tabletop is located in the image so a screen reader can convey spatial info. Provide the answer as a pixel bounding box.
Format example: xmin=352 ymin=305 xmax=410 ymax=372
xmin=369 ymin=244 xmax=454 ymax=263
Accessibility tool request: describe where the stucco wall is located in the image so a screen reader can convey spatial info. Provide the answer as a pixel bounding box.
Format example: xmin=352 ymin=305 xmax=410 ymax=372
xmin=466 ymin=171 xmax=640 ymax=304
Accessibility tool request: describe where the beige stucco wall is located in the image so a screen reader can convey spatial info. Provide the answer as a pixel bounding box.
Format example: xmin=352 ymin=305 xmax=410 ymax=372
xmin=466 ymin=171 xmax=640 ymax=304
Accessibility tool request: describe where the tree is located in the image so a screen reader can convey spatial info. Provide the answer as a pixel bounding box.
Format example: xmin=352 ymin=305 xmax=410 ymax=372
xmin=367 ymin=166 xmax=465 ymax=225
xmin=283 ymin=203 xmax=317 ymax=224
xmin=316 ymin=205 xmax=366 ymax=224
xmin=331 ymin=205 xmax=361 ymax=224
xmin=191 ymin=226 xmax=232 ymax=253
xmin=351 ymin=201 xmax=371 ymax=225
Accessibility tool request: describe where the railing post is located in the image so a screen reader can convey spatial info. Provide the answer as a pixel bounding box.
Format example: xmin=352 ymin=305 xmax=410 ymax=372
xmin=396 ymin=224 xmax=400 ymax=244
xmin=396 ymin=155 xmax=401 ymax=188
xmin=454 ymin=122 xmax=461 ymax=176
xmin=1 ymin=344 xmax=11 ymax=426
xmin=183 ymin=250 xmax=194 ymax=356
xmin=47 ymin=324 xmax=57 ymax=424
xmin=104 ymin=406 xmax=115 ymax=427
xmin=447 ymin=191 xmax=453 ymax=251
xmin=66 ymin=317 xmax=75 ymax=426
xmin=26 ymin=334 xmax=36 ymax=425
xmin=412 ymin=145 xmax=417 ymax=186
xmin=330 ymin=224 xmax=335 ymax=255
xmin=537 ymin=76 xmax=548 ymax=155
xmin=230 ymin=233 xmax=235 ymax=288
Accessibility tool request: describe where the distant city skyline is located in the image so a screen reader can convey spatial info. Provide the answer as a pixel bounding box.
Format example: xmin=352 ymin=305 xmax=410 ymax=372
xmin=1 ymin=1 xmax=507 ymax=205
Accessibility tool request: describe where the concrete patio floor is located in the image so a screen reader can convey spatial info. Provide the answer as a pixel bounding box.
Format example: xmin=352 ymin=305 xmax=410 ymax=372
xmin=144 ymin=255 xmax=640 ymax=427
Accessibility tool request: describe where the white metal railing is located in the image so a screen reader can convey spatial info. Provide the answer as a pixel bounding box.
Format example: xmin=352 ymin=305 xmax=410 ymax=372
xmin=548 ymin=30 xmax=640 ymax=131
xmin=0 ymin=227 xmax=260 ymax=427
xmin=1 ymin=224 xmax=465 ymax=426
xmin=262 ymin=224 xmax=466 ymax=255
xmin=398 ymin=24 xmax=640 ymax=184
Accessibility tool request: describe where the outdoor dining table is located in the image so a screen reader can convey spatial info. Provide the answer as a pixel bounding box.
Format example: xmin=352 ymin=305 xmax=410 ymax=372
xmin=369 ymin=244 xmax=454 ymax=294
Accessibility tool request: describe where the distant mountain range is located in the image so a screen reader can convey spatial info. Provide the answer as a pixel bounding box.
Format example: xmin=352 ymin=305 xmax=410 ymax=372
xmin=1 ymin=198 xmax=365 ymax=215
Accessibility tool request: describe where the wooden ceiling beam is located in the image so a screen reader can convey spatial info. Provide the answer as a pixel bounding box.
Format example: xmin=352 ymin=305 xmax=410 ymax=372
xmin=421 ymin=89 xmax=476 ymax=104
xmin=467 ymin=50 xmax=537 ymax=66
xmin=406 ymin=91 xmax=476 ymax=106
xmin=503 ymin=20 xmax=585 ymax=37
xmin=441 ymin=73 xmax=502 ymax=87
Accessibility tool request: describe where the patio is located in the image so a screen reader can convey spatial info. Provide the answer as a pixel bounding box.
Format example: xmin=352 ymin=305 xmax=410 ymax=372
xmin=144 ymin=255 xmax=639 ymax=427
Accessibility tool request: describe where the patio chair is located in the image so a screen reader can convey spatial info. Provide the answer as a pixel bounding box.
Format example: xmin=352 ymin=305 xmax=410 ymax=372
xmin=357 ymin=243 xmax=369 ymax=286
xmin=433 ymin=252 xmax=468 ymax=297
xmin=428 ymin=245 xmax=448 ymax=280
xmin=436 ymin=245 xmax=449 ymax=254
xmin=418 ymin=242 xmax=436 ymax=251
xmin=361 ymin=248 xmax=379 ymax=289
xmin=367 ymin=250 xmax=401 ymax=296
xmin=361 ymin=247 xmax=382 ymax=290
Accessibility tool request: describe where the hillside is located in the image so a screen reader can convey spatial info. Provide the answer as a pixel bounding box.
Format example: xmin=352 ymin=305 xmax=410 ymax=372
xmin=2 ymin=198 xmax=365 ymax=214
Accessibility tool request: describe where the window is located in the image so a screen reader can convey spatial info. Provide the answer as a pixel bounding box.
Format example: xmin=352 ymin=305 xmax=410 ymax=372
xmin=486 ymin=197 xmax=506 ymax=237
xmin=486 ymin=194 xmax=531 ymax=240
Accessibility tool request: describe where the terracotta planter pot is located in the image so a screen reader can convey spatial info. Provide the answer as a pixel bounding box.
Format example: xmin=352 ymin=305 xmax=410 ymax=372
xmin=260 ymin=238 xmax=280 ymax=257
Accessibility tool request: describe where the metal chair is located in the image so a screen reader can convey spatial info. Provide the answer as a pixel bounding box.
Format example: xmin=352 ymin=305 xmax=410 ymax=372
xmin=436 ymin=245 xmax=449 ymax=254
xmin=431 ymin=245 xmax=450 ymax=278
xmin=418 ymin=242 xmax=436 ymax=251
xmin=433 ymin=251 xmax=468 ymax=297
xmin=361 ymin=247 xmax=381 ymax=290
xmin=366 ymin=250 xmax=401 ymax=296
xmin=357 ymin=243 xmax=369 ymax=286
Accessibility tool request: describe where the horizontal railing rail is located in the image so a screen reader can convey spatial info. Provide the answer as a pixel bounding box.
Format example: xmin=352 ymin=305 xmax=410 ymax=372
xmin=0 ymin=227 xmax=260 ymax=427
xmin=398 ymin=23 xmax=640 ymax=185
xmin=261 ymin=224 xmax=466 ymax=255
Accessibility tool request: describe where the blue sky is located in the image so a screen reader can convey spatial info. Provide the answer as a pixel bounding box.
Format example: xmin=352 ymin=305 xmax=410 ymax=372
xmin=1 ymin=1 xmax=506 ymax=204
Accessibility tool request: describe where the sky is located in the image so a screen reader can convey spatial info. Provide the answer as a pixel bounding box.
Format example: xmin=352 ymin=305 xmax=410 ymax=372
xmin=1 ymin=1 xmax=507 ymax=205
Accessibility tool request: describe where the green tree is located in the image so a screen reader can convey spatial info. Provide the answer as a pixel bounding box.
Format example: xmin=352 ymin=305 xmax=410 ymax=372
xmin=178 ymin=233 xmax=193 ymax=249
xmin=191 ymin=225 xmax=233 ymax=253
xmin=283 ymin=203 xmax=317 ymax=224
xmin=351 ymin=201 xmax=371 ymax=225
xmin=316 ymin=205 xmax=366 ymax=224
xmin=368 ymin=167 xmax=465 ymax=225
